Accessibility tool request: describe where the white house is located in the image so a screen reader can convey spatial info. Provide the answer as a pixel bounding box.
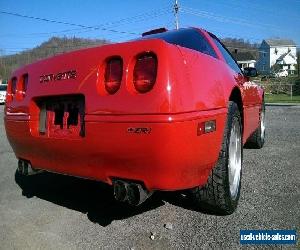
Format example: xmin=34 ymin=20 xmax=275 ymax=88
xmin=232 ymin=51 xmax=256 ymax=69
xmin=256 ymin=39 xmax=297 ymax=75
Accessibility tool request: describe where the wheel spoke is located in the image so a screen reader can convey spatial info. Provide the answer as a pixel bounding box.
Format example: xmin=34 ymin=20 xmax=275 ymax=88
xmin=228 ymin=119 xmax=242 ymax=199
xmin=260 ymin=106 xmax=266 ymax=140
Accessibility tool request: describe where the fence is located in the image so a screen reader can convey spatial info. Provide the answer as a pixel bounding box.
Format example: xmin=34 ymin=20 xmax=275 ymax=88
xmin=254 ymin=77 xmax=300 ymax=101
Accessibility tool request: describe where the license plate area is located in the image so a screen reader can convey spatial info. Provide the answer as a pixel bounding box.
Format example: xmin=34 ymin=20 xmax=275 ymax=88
xmin=37 ymin=95 xmax=85 ymax=138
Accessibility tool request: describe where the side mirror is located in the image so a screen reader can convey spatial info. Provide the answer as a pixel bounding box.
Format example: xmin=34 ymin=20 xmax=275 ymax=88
xmin=243 ymin=67 xmax=258 ymax=77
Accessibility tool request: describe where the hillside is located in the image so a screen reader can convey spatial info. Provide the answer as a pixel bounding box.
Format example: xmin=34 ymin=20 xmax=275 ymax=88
xmin=0 ymin=36 xmax=259 ymax=81
xmin=221 ymin=37 xmax=259 ymax=59
xmin=0 ymin=37 xmax=109 ymax=80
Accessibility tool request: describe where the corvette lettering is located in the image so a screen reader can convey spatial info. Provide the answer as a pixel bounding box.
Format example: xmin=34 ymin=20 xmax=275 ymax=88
xmin=127 ymin=127 xmax=151 ymax=134
xmin=40 ymin=70 xmax=77 ymax=83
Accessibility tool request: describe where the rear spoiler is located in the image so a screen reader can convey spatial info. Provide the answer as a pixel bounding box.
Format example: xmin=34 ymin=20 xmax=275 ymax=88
xmin=142 ymin=28 xmax=168 ymax=37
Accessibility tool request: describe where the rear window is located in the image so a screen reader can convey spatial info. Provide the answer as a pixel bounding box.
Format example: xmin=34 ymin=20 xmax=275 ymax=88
xmin=140 ymin=28 xmax=217 ymax=58
xmin=210 ymin=35 xmax=242 ymax=74
xmin=0 ymin=85 xmax=7 ymax=91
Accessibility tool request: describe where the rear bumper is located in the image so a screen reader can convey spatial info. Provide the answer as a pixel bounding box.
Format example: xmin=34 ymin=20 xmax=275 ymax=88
xmin=5 ymin=109 xmax=226 ymax=191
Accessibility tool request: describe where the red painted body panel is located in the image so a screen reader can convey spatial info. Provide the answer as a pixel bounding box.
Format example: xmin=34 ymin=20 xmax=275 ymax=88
xmin=4 ymin=28 xmax=263 ymax=191
xmin=5 ymin=110 xmax=226 ymax=191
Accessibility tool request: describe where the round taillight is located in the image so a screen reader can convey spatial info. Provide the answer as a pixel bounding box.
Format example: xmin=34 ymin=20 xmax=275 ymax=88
xmin=11 ymin=77 xmax=17 ymax=95
xmin=22 ymin=74 xmax=29 ymax=93
xmin=133 ymin=53 xmax=157 ymax=93
xmin=5 ymin=77 xmax=16 ymax=102
xmin=104 ymin=57 xmax=123 ymax=94
xmin=18 ymin=74 xmax=28 ymax=99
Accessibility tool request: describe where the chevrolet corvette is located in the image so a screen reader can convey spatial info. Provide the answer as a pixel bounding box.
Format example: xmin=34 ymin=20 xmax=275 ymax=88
xmin=4 ymin=27 xmax=265 ymax=214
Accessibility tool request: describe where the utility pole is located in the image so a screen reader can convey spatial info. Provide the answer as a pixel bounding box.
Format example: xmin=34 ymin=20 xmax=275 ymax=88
xmin=297 ymin=50 xmax=299 ymax=76
xmin=174 ymin=0 xmax=179 ymax=30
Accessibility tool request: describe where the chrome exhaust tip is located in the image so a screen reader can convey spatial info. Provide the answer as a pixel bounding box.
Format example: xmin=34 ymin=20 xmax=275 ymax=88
xmin=113 ymin=180 xmax=128 ymax=202
xmin=17 ymin=159 xmax=24 ymax=174
xmin=127 ymin=183 xmax=152 ymax=206
xmin=113 ymin=180 xmax=152 ymax=206
xmin=17 ymin=159 xmax=43 ymax=176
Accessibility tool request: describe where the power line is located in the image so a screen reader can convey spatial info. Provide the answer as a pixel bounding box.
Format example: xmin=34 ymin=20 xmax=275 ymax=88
xmin=1 ymin=6 xmax=299 ymax=55
xmin=228 ymin=0 xmax=300 ymax=21
xmin=0 ymin=28 xmax=92 ymax=38
xmin=0 ymin=6 xmax=175 ymax=54
xmin=0 ymin=10 xmax=139 ymax=35
xmin=95 ymin=8 xmax=172 ymax=40
xmin=180 ymin=6 xmax=281 ymax=31
xmin=91 ymin=7 xmax=171 ymax=29
xmin=0 ymin=7 xmax=172 ymax=39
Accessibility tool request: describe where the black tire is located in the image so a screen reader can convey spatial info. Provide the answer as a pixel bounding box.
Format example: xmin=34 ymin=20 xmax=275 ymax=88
xmin=190 ymin=101 xmax=243 ymax=215
xmin=244 ymin=100 xmax=265 ymax=149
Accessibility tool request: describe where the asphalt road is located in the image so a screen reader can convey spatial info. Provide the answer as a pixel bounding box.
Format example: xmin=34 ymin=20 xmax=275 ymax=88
xmin=0 ymin=105 xmax=299 ymax=249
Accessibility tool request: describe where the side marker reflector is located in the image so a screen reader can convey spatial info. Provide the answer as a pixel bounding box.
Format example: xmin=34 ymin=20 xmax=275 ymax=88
xmin=197 ymin=120 xmax=216 ymax=136
xmin=204 ymin=120 xmax=216 ymax=133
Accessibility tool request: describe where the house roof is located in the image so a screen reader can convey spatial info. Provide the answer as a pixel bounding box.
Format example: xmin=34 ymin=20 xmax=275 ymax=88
xmin=231 ymin=51 xmax=256 ymax=62
xmin=276 ymin=52 xmax=297 ymax=65
xmin=264 ymin=39 xmax=296 ymax=47
xmin=277 ymin=52 xmax=296 ymax=61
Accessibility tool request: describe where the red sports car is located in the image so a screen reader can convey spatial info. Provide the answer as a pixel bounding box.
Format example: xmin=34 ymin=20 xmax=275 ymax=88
xmin=4 ymin=27 xmax=265 ymax=214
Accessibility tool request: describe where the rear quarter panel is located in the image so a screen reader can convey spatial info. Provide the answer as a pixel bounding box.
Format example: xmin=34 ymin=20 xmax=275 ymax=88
xmin=169 ymin=43 xmax=262 ymax=144
xmin=167 ymin=46 xmax=227 ymax=113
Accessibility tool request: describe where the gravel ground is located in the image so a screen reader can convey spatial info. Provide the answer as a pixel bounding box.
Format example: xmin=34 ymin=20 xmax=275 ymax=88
xmin=0 ymin=105 xmax=299 ymax=249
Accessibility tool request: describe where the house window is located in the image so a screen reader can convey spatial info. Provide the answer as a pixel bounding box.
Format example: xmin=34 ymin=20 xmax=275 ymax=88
xmin=275 ymin=48 xmax=278 ymax=55
xmin=262 ymin=65 xmax=266 ymax=71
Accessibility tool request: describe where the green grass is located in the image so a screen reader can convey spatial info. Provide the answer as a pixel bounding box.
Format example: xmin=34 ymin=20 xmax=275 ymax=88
xmin=265 ymin=94 xmax=300 ymax=103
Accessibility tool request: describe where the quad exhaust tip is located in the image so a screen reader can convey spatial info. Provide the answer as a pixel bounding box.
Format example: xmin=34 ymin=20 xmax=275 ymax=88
xmin=17 ymin=160 xmax=150 ymax=205
xmin=18 ymin=159 xmax=43 ymax=176
xmin=113 ymin=180 xmax=152 ymax=206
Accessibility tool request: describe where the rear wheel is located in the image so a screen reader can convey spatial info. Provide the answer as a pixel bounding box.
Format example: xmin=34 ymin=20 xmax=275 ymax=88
xmin=190 ymin=101 xmax=242 ymax=215
xmin=245 ymin=100 xmax=265 ymax=149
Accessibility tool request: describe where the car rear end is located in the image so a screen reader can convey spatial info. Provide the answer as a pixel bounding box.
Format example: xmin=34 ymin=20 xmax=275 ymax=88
xmin=5 ymin=38 xmax=225 ymax=192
